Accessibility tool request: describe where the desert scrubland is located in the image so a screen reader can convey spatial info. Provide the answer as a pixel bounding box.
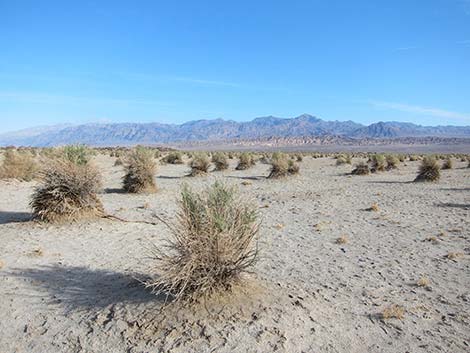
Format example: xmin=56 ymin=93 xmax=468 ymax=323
xmin=0 ymin=149 xmax=469 ymax=353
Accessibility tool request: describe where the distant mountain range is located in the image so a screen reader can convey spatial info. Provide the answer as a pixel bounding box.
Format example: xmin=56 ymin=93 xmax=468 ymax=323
xmin=1 ymin=114 xmax=469 ymax=147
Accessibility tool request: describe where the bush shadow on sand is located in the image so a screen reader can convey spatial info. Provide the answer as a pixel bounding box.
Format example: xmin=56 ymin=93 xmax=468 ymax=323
xmin=0 ymin=211 xmax=32 ymax=224
xmin=8 ymin=265 xmax=168 ymax=313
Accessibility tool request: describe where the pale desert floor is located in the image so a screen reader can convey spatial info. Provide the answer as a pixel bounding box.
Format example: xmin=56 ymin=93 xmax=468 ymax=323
xmin=0 ymin=155 xmax=469 ymax=353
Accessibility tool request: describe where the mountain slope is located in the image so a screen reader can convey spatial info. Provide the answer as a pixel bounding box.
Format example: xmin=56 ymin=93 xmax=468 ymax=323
xmin=0 ymin=115 xmax=469 ymax=146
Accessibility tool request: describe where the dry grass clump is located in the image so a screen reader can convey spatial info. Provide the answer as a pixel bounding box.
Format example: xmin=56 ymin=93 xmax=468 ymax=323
xmin=382 ymin=304 xmax=405 ymax=320
xmin=414 ymin=157 xmax=440 ymax=182
xmin=336 ymin=235 xmax=348 ymax=244
xmin=351 ymin=161 xmax=370 ymax=175
xmin=123 ymin=147 xmax=157 ymax=193
xmin=417 ymin=276 xmax=430 ymax=287
xmin=236 ymin=152 xmax=255 ymax=170
xmin=385 ymin=155 xmax=399 ymax=170
xmin=162 ymin=151 xmax=183 ymax=164
xmin=368 ymin=203 xmax=380 ymax=212
xmin=114 ymin=157 xmax=123 ymax=166
xmin=61 ymin=144 xmax=92 ymax=165
xmin=442 ymin=158 xmax=453 ymax=170
xmin=146 ymin=181 xmax=259 ymax=302
xmin=336 ymin=154 xmax=352 ymax=165
xmin=446 ymin=252 xmax=464 ymax=260
xmin=0 ymin=149 xmax=38 ymax=181
xmin=189 ymin=153 xmax=211 ymax=176
xmin=212 ymin=152 xmax=229 ymax=171
xmin=30 ymin=159 xmax=103 ymax=222
xmin=267 ymin=152 xmax=299 ymax=178
xmin=288 ymin=159 xmax=300 ymax=175
xmin=370 ymin=154 xmax=386 ymax=172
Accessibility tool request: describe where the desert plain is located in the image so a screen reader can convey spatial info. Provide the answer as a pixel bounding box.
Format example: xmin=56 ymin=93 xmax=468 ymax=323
xmin=0 ymin=153 xmax=469 ymax=353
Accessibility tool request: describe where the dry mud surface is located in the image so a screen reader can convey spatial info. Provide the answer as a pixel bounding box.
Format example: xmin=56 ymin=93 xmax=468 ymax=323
xmin=0 ymin=155 xmax=469 ymax=353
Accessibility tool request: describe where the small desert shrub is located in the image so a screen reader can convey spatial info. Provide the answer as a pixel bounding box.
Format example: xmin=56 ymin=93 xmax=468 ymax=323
xmin=236 ymin=152 xmax=255 ymax=170
xmin=385 ymin=155 xmax=399 ymax=170
xmin=288 ymin=159 xmax=300 ymax=175
xmin=189 ymin=153 xmax=211 ymax=176
xmin=336 ymin=154 xmax=352 ymax=165
xmin=62 ymin=144 xmax=91 ymax=165
xmin=162 ymin=151 xmax=183 ymax=164
xmin=415 ymin=157 xmax=440 ymax=182
xmin=146 ymin=181 xmax=259 ymax=302
xmin=351 ymin=162 xmax=370 ymax=175
xmin=417 ymin=276 xmax=430 ymax=287
xmin=370 ymin=154 xmax=386 ymax=172
xmin=0 ymin=149 xmax=37 ymax=181
xmin=123 ymin=147 xmax=157 ymax=193
xmin=268 ymin=153 xmax=289 ymax=178
xmin=212 ymin=152 xmax=229 ymax=171
xmin=296 ymin=154 xmax=303 ymax=162
xmin=30 ymin=159 xmax=103 ymax=222
xmin=382 ymin=304 xmax=405 ymax=320
xmin=442 ymin=158 xmax=453 ymax=170
xmin=114 ymin=157 xmax=123 ymax=166
xmin=368 ymin=203 xmax=380 ymax=212
xmin=336 ymin=235 xmax=348 ymax=244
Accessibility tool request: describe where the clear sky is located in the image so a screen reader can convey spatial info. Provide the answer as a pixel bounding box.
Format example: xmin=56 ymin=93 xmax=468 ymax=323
xmin=1 ymin=0 xmax=469 ymax=133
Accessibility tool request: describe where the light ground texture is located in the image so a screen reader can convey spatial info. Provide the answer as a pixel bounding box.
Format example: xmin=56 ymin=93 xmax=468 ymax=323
xmin=0 ymin=155 xmax=469 ymax=352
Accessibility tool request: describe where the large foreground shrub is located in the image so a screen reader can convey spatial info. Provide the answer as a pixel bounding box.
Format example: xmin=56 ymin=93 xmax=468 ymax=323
xmin=0 ymin=149 xmax=37 ymax=181
xmin=30 ymin=159 xmax=103 ymax=222
xmin=123 ymin=147 xmax=157 ymax=193
xmin=146 ymin=181 xmax=259 ymax=302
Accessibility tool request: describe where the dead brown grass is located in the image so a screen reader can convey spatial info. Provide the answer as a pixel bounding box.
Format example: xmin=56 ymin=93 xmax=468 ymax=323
xmin=417 ymin=276 xmax=430 ymax=287
xmin=30 ymin=159 xmax=104 ymax=222
xmin=123 ymin=147 xmax=157 ymax=193
xmin=382 ymin=304 xmax=405 ymax=320
xmin=415 ymin=157 xmax=440 ymax=182
xmin=145 ymin=181 xmax=259 ymax=303
xmin=351 ymin=162 xmax=370 ymax=175
xmin=189 ymin=153 xmax=211 ymax=176
xmin=0 ymin=149 xmax=38 ymax=181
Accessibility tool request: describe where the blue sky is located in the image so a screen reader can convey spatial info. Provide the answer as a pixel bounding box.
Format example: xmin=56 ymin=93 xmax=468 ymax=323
xmin=0 ymin=0 xmax=469 ymax=133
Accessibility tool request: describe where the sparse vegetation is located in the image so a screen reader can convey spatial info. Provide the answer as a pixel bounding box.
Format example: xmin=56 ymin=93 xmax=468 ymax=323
xmin=442 ymin=158 xmax=453 ymax=170
xmin=385 ymin=155 xmax=399 ymax=170
xmin=30 ymin=159 xmax=103 ymax=222
xmin=414 ymin=157 xmax=440 ymax=182
xmin=336 ymin=235 xmax=348 ymax=244
xmin=370 ymin=154 xmax=386 ymax=172
xmin=236 ymin=152 xmax=255 ymax=170
xmin=382 ymin=304 xmax=405 ymax=320
xmin=123 ymin=147 xmax=157 ymax=193
xmin=62 ymin=144 xmax=92 ymax=165
xmin=351 ymin=161 xmax=370 ymax=175
xmin=212 ymin=152 xmax=229 ymax=171
xmin=145 ymin=181 xmax=259 ymax=302
xmin=162 ymin=151 xmax=183 ymax=164
xmin=189 ymin=153 xmax=211 ymax=176
xmin=417 ymin=276 xmax=430 ymax=287
xmin=0 ymin=149 xmax=37 ymax=181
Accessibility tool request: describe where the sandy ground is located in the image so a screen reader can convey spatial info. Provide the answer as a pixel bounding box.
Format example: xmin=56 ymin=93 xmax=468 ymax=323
xmin=0 ymin=155 xmax=469 ymax=353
